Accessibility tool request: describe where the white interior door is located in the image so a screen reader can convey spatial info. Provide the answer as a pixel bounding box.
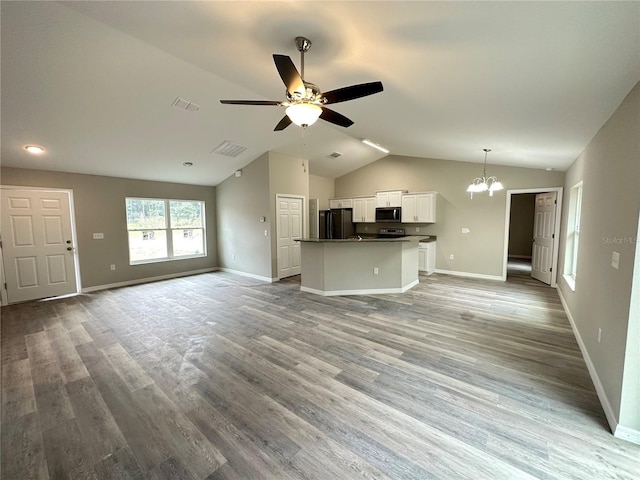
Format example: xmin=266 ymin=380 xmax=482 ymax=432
xmin=1 ymin=188 xmax=78 ymax=303
xmin=531 ymin=191 xmax=557 ymax=285
xmin=277 ymin=196 xmax=303 ymax=279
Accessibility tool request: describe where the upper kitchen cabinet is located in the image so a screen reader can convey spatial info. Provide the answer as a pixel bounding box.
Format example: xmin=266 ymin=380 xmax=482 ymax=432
xmin=402 ymin=192 xmax=437 ymax=223
xmin=329 ymin=198 xmax=353 ymax=209
xmin=352 ymin=196 xmax=376 ymax=223
xmin=376 ymin=190 xmax=405 ymax=208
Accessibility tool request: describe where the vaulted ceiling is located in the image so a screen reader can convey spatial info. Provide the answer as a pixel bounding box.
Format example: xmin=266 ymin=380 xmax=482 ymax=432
xmin=2 ymin=1 xmax=639 ymax=186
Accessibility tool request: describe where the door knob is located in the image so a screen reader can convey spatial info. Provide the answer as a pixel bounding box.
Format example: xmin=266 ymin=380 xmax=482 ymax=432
xmin=67 ymin=246 xmax=73 ymax=251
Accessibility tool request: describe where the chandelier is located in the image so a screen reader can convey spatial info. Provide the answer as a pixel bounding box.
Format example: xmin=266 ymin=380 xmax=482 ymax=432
xmin=467 ymin=148 xmax=504 ymax=198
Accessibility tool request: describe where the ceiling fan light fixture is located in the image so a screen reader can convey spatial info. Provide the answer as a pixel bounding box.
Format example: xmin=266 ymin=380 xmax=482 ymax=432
xmin=285 ymin=103 xmax=322 ymax=127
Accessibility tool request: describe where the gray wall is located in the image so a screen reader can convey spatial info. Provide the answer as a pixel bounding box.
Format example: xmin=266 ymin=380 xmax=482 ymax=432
xmin=1 ymin=167 xmax=217 ymax=288
xmin=215 ymin=151 xmax=309 ymax=280
xmin=309 ymin=174 xmax=335 ymax=210
xmin=508 ymin=193 xmax=536 ymax=258
xmin=268 ymin=152 xmax=309 ymax=278
xmin=215 ymin=153 xmax=271 ymax=279
xmin=557 ymin=81 xmax=640 ymax=432
xmin=335 ymin=156 xmax=564 ymax=277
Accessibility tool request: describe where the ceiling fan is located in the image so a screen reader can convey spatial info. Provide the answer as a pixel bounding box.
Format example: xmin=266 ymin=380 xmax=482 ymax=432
xmin=220 ymin=36 xmax=384 ymax=131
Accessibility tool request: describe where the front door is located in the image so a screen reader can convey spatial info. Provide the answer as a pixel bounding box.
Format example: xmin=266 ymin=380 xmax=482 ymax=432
xmin=276 ymin=195 xmax=303 ymax=279
xmin=531 ymin=191 xmax=556 ymax=285
xmin=1 ymin=188 xmax=78 ymax=303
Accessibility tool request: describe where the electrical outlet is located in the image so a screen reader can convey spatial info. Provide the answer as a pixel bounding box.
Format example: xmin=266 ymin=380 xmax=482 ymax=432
xmin=449 ymin=254 xmax=454 ymax=260
xmin=461 ymin=227 xmax=470 ymax=234
xmin=232 ymin=253 xmax=235 ymax=260
xmin=416 ymin=227 xmax=420 ymax=233
xmin=598 ymin=328 xmax=602 ymax=343
xmin=373 ymin=267 xmax=379 ymax=275
xmin=264 ymin=230 xmax=268 ymax=236
xmin=110 ymin=264 xmax=116 ymax=271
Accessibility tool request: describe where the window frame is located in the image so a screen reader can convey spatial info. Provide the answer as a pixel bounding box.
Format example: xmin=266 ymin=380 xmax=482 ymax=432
xmin=125 ymin=197 xmax=206 ymax=265
xmin=563 ymin=181 xmax=583 ymax=291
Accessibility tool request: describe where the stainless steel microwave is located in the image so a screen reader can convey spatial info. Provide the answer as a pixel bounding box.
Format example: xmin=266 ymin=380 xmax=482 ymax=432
xmin=375 ymin=207 xmax=401 ymax=223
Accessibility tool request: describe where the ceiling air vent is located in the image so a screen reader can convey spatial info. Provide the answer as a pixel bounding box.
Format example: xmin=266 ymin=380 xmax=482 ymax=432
xmin=212 ymin=140 xmax=247 ymax=158
xmin=328 ymin=151 xmax=342 ymax=159
xmin=172 ymin=97 xmax=200 ymax=112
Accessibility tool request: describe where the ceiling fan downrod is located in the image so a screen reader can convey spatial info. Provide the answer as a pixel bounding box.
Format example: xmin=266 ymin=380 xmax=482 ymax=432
xmin=295 ymin=36 xmax=312 ymax=79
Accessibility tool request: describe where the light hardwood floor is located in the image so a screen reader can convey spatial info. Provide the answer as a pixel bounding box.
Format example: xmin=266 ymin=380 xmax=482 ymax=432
xmin=1 ymin=270 xmax=638 ymax=479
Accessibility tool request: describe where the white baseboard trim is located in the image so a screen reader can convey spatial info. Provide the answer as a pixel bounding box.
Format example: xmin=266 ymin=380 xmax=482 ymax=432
xmin=614 ymin=424 xmax=640 ymax=445
xmin=82 ymin=268 xmax=219 ymax=293
xmin=556 ymin=288 xmax=640 ymax=443
xmin=301 ymin=279 xmax=419 ymax=297
xmin=435 ymin=269 xmax=504 ymax=281
xmin=219 ymin=268 xmax=275 ymax=283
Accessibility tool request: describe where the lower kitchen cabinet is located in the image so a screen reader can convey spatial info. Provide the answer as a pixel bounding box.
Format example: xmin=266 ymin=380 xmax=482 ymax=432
xmin=418 ymin=241 xmax=436 ymax=274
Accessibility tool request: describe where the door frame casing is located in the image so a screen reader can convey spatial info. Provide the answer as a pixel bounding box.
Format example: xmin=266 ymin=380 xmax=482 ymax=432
xmin=275 ymin=194 xmax=306 ymax=280
xmin=502 ymin=187 xmax=563 ymax=287
xmin=0 ymin=185 xmax=82 ymax=305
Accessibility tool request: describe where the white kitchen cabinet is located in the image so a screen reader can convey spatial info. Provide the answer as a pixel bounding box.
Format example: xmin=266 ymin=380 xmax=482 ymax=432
xmin=329 ymin=198 xmax=353 ymax=209
xmin=402 ymin=192 xmax=436 ymax=223
xmin=376 ymin=190 xmax=405 ymax=208
xmin=352 ymin=196 xmax=376 ymax=223
xmin=418 ymin=241 xmax=436 ymax=274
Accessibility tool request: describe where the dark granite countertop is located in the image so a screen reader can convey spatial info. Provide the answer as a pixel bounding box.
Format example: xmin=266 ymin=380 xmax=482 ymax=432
xmin=296 ymin=235 xmax=436 ymax=243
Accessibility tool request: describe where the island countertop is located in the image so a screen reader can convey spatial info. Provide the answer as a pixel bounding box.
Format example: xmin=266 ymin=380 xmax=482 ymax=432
xmin=296 ymin=235 xmax=435 ymax=243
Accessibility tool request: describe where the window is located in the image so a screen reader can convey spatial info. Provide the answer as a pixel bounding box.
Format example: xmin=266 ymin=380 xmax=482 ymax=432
xmin=563 ymin=182 xmax=583 ymax=290
xmin=126 ymin=198 xmax=206 ymax=264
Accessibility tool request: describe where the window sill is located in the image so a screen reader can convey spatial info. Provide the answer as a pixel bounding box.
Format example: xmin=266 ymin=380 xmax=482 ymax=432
xmin=130 ymin=254 xmax=206 ymax=266
xmin=563 ymin=274 xmax=576 ymax=292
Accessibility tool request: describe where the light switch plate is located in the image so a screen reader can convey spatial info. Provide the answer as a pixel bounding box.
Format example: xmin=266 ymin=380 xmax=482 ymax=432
xmin=93 ymin=233 xmax=104 ymax=239
xmin=612 ymin=251 xmax=620 ymax=269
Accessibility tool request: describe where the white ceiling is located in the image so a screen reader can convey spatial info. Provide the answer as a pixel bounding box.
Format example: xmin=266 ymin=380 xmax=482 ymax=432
xmin=2 ymin=1 xmax=639 ymax=186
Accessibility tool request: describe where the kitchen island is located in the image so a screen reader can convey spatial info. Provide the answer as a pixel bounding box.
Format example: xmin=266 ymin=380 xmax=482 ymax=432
xmin=296 ymin=236 xmax=427 ymax=296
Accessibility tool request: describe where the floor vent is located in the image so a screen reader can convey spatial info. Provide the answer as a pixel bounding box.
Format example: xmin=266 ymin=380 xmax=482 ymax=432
xmin=172 ymin=97 xmax=200 ymax=112
xmin=212 ymin=141 xmax=247 ymax=158
xmin=328 ymin=151 xmax=342 ymax=159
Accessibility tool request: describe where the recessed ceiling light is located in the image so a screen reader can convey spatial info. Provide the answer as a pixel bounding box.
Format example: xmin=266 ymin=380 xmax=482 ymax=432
xmin=362 ymin=139 xmax=389 ymax=154
xmin=183 ymin=162 xmax=193 ymax=167
xmin=545 ymin=167 xmax=554 ymax=171
xmin=24 ymin=145 xmax=45 ymax=155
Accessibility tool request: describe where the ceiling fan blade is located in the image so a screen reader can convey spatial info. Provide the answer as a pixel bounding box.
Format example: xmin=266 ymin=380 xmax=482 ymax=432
xmin=220 ymin=100 xmax=281 ymax=106
xmin=320 ymin=107 xmax=354 ymax=128
xmin=274 ymin=115 xmax=292 ymax=131
xmin=273 ymin=54 xmax=305 ymax=96
xmin=323 ymin=81 xmax=384 ymax=105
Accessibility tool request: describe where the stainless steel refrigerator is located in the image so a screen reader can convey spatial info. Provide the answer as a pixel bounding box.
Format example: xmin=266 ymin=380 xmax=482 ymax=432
xmin=320 ymin=209 xmax=355 ymax=239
